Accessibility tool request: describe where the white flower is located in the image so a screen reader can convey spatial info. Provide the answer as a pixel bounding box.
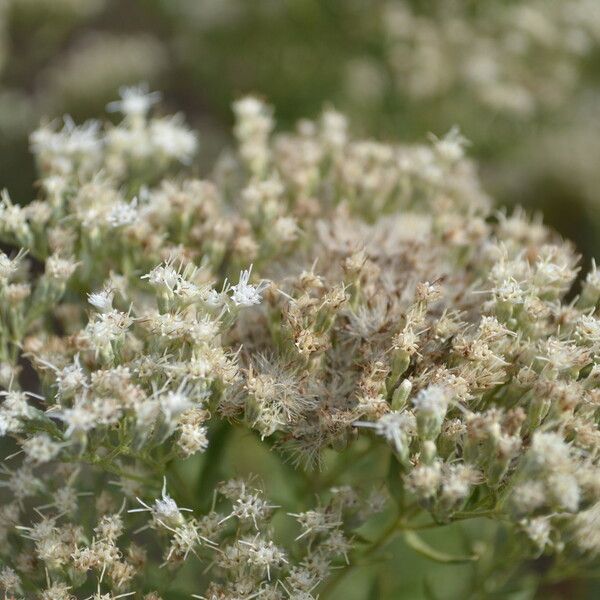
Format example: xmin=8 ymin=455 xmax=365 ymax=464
xmin=22 ymin=434 xmax=62 ymax=464
xmin=288 ymin=509 xmax=341 ymax=541
xmin=31 ymin=117 xmax=102 ymax=160
xmin=167 ymin=520 xmax=209 ymax=561
xmin=178 ymin=423 xmax=209 ymax=457
xmin=107 ymin=84 xmax=161 ymax=118
xmin=412 ymin=385 xmax=449 ymax=418
xmin=83 ymin=310 xmax=132 ymax=348
xmin=406 ymin=461 xmax=442 ymax=499
xmin=0 ymin=389 xmax=40 ymax=435
xmin=87 ymin=289 xmax=114 ymax=312
xmin=0 ymin=249 xmax=25 ymax=284
xmin=187 ymin=316 xmax=220 ymax=344
xmin=244 ymin=537 xmax=287 ymax=580
xmin=354 ymin=411 xmax=415 ymax=456
xmin=321 ymin=108 xmax=348 ymax=149
xmin=431 ymin=125 xmax=469 ymax=163
xmin=159 ymin=389 xmax=193 ymax=423
xmin=129 ymin=478 xmax=192 ymax=528
xmin=204 ymin=280 xmax=231 ymax=308
xmin=149 ymin=115 xmax=198 ymax=164
xmin=0 ymin=566 xmax=20 ymax=593
xmin=106 ymin=197 xmax=138 ymax=228
xmin=529 ymin=431 xmax=571 ymax=470
xmin=230 ymin=265 xmax=267 ymax=307
xmin=142 ymin=260 xmax=181 ymax=291
xmin=57 ymin=357 xmax=87 ymax=396
xmin=233 ymin=97 xmax=268 ymax=119
xmin=45 ymin=255 xmax=78 ymax=281
xmin=0 ymin=411 xmax=21 ymax=436
xmin=273 ymin=216 xmax=299 ymax=243
xmin=548 ymin=472 xmax=580 ymax=512
xmin=521 ymin=517 xmax=552 ymax=552
xmin=51 ymin=401 xmax=97 ymax=437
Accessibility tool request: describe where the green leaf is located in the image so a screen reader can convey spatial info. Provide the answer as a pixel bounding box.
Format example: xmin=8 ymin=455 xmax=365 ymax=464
xmin=385 ymin=453 xmax=405 ymax=506
xmin=404 ymin=530 xmax=479 ymax=564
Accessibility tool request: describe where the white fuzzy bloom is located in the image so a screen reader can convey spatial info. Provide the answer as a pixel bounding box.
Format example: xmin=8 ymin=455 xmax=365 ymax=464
xmin=405 ymin=461 xmax=442 ymax=499
xmin=432 ymin=126 xmax=469 ymax=163
xmin=22 ymin=434 xmax=62 ymax=464
xmin=205 ymin=284 xmax=230 ymax=308
xmin=245 ymin=538 xmax=287 ymax=580
xmin=286 ymin=566 xmax=319 ymax=593
xmin=0 ymin=411 xmax=21 ymax=437
xmin=229 ymin=491 xmax=276 ymax=529
xmin=233 ymin=96 xmax=273 ymax=174
xmin=512 ymin=481 xmax=547 ymax=514
xmin=412 ymin=385 xmax=449 ymax=418
xmin=52 ymin=401 xmax=97 ymax=437
xmin=178 ymin=423 xmax=209 ymax=457
xmin=0 ymin=390 xmax=39 ymax=436
xmin=107 ymin=84 xmax=161 ymax=118
xmin=233 ymin=96 xmax=274 ymax=142
xmin=354 ymin=411 xmax=414 ymax=456
xmin=440 ymin=464 xmax=478 ymax=506
xmin=0 ymin=191 xmax=28 ymax=238
xmin=106 ymin=197 xmax=138 ymax=227
xmin=529 ymin=431 xmax=572 ymax=470
xmin=149 ymin=115 xmax=198 ymax=164
xmin=572 ymin=502 xmax=600 ymax=555
xmin=494 ymin=279 xmax=525 ymax=304
xmin=31 ymin=117 xmax=102 ymax=165
xmin=87 ymin=289 xmax=114 ymax=312
xmin=168 ymin=520 xmax=207 ymax=561
xmin=45 ymin=255 xmax=78 ymax=281
xmin=0 ymin=362 xmax=16 ymax=388
xmin=321 ymin=109 xmax=348 ymax=149
xmin=273 ymin=216 xmax=299 ymax=243
xmin=230 ymin=265 xmax=266 ymax=307
xmin=159 ymin=389 xmax=193 ymax=423
xmin=152 ymin=493 xmax=181 ymax=522
xmin=105 ymin=122 xmax=149 ymax=159
xmin=187 ymin=315 xmax=220 ymax=344
xmin=0 ymin=566 xmax=20 ymax=593
xmin=142 ymin=261 xmax=180 ymax=291
xmin=521 ymin=517 xmax=552 ymax=552
xmin=83 ymin=310 xmax=132 ymax=348
xmin=547 ymin=472 xmax=580 ymax=512
xmin=575 ymin=314 xmax=600 ymax=347
xmin=0 ymin=250 xmax=22 ymax=284
xmin=288 ymin=509 xmax=341 ymax=540
xmin=233 ymin=96 xmax=268 ymax=121
xmin=56 ymin=357 xmax=87 ymax=397
xmin=130 ymin=478 xmax=192 ymax=528
xmin=0 ymin=466 xmax=43 ymax=501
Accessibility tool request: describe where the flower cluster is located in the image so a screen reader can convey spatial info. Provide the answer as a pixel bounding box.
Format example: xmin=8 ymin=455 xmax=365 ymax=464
xmin=0 ymin=90 xmax=599 ymax=598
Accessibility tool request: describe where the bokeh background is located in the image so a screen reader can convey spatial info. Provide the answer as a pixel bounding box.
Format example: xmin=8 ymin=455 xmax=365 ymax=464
xmin=1 ymin=0 xmax=600 ymax=597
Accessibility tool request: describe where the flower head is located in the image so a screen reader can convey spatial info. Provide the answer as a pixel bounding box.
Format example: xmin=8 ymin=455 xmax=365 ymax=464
xmin=230 ymin=265 xmax=267 ymax=307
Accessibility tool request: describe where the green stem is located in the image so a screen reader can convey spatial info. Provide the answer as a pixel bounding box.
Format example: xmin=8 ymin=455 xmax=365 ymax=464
xmin=195 ymin=419 xmax=231 ymax=511
xmin=320 ymin=512 xmax=404 ymax=597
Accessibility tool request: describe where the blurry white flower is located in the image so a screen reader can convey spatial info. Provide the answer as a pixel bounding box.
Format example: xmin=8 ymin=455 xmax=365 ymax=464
xmin=107 ymin=84 xmax=161 ymax=118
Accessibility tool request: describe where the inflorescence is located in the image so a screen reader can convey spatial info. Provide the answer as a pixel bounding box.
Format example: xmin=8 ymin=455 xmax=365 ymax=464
xmin=0 ymin=87 xmax=599 ymax=598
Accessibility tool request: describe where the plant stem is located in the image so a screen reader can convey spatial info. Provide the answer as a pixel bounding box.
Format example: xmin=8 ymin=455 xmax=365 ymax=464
xmin=320 ymin=511 xmax=404 ymax=597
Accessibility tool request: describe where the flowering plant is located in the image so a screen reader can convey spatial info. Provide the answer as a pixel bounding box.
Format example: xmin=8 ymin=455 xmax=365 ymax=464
xmin=0 ymin=88 xmax=599 ymax=599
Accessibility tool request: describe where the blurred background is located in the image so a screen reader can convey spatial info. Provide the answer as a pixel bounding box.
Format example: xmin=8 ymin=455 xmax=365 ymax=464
xmin=1 ymin=0 xmax=599 ymax=597
xmin=2 ymin=0 xmax=600 ymax=260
